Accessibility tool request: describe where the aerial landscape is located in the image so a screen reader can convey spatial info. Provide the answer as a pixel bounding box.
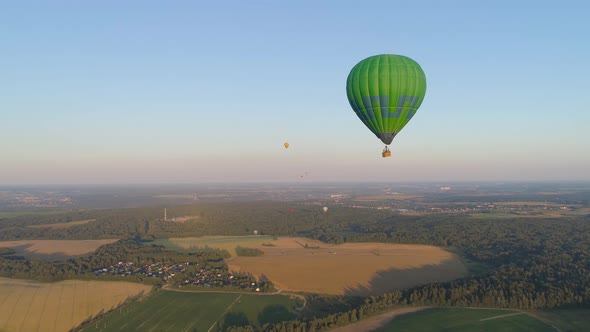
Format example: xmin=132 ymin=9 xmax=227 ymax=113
xmin=1 ymin=1 xmax=589 ymax=332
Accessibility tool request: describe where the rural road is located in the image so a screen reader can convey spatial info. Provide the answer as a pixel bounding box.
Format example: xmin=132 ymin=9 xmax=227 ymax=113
xmin=161 ymin=284 xmax=307 ymax=310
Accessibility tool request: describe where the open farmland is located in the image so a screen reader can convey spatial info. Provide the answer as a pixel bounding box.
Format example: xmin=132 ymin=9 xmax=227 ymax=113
xmin=81 ymin=290 xmax=302 ymax=332
xmin=0 ymin=277 xmax=152 ymax=332
xmin=28 ymin=219 xmax=96 ymax=229
xmin=161 ymin=236 xmax=467 ymax=296
xmin=156 ymin=235 xmax=276 ymax=257
xmin=230 ymin=238 xmax=466 ymax=295
xmin=0 ymin=210 xmax=66 ymax=219
xmin=0 ymin=239 xmax=118 ymax=260
xmin=374 ymin=308 xmax=556 ymax=332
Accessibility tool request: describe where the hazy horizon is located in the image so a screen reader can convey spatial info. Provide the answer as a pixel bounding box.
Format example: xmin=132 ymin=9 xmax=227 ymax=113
xmin=2 ymin=1 xmax=589 ymax=184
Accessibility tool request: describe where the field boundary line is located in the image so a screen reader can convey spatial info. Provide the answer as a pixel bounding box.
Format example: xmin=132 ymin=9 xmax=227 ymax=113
xmin=36 ymin=282 xmax=52 ymax=332
xmin=162 ymin=284 xmax=283 ymax=295
xmin=182 ymin=317 xmax=200 ymax=332
xmin=147 ymin=307 xmax=178 ymax=332
xmin=207 ymin=294 xmax=242 ymax=332
xmin=53 ymin=283 xmax=65 ymax=332
xmin=136 ymin=297 xmax=178 ymax=330
xmin=523 ymin=311 xmax=562 ymax=332
xmin=1 ymin=281 xmax=26 ymax=331
xmin=18 ymin=280 xmax=40 ymax=332
xmin=479 ymin=311 xmax=524 ymax=321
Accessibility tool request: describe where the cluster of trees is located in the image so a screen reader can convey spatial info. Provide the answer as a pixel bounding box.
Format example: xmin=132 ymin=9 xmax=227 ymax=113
xmin=235 ymin=246 xmax=264 ymax=257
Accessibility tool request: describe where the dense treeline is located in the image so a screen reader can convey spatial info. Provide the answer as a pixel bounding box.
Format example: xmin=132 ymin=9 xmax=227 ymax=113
xmin=0 ymin=239 xmax=226 ymax=282
xmin=0 ymin=202 xmax=390 ymax=240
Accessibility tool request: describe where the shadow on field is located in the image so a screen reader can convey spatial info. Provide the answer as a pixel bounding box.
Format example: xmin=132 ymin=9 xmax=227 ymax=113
xmin=342 ymin=256 xmax=466 ymax=297
xmin=258 ymin=304 xmax=292 ymax=326
xmin=221 ymin=304 xmax=296 ymax=330
xmin=222 ymin=312 xmax=250 ymax=331
xmin=300 ymin=294 xmax=365 ymax=320
xmin=1 ymin=244 xmax=79 ymax=261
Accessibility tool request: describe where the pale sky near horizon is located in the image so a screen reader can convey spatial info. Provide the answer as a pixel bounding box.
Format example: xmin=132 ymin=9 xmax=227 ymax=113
xmin=1 ymin=1 xmax=589 ymax=184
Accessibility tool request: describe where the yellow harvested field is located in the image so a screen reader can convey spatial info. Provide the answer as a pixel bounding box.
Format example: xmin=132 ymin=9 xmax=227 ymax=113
xmin=28 ymin=219 xmax=96 ymax=229
xmin=0 ymin=239 xmax=118 ymax=259
xmin=164 ymin=235 xmax=277 ymax=257
xmin=163 ymin=236 xmax=467 ymax=295
xmin=0 ymin=278 xmax=152 ymax=332
xmin=168 ymin=236 xmax=466 ymax=296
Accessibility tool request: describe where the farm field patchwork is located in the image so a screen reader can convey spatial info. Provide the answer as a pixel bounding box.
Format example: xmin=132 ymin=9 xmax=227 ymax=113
xmin=0 ymin=277 xmax=152 ymax=332
xmin=374 ymin=308 xmax=556 ymax=332
xmin=160 ymin=236 xmax=467 ymax=296
xmin=81 ymin=290 xmax=302 ymax=332
xmin=0 ymin=239 xmax=118 ymax=260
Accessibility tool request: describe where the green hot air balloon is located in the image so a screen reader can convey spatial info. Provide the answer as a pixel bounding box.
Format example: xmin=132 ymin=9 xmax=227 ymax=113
xmin=346 ymin=54 xmax=426 ymax=157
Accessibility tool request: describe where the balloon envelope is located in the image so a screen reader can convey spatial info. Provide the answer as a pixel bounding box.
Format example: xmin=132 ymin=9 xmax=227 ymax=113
xmin=284 ymin=142 xmax=289 ymax=149
xmin=346 ymin=54 xmax=427 ymax=145
xmin=323 ymin=207 xmax=328 ymax=213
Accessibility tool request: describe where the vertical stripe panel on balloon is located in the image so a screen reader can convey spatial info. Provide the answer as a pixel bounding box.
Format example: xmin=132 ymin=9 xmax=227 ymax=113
xmin=368 ymin=56 xmax=384 ymax=134
xmin=352 ymin=63 xmax=377 ymax=134
xmin=379 ymin=55 xmax=391 ymax=133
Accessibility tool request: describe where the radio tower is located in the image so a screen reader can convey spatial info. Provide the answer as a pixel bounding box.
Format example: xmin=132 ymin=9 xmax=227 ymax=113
xmin=164 ymin=208 xmax=167 ymax=221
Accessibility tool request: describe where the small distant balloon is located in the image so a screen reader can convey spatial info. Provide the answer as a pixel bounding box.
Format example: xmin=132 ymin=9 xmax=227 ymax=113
xmin=284 ymin=142 xmax=289 ymax=149
xmin=323 ymin=207 xmax=328 ymax=213
xmin=253 ymin=230 xmax=259 ymax=235
xmin=289 ymin=209 xmax=295 ymax=214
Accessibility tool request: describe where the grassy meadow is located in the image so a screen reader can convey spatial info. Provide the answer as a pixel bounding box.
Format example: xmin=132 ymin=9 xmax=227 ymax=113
xmin=374 ymin=308 xmax=557 ymax=332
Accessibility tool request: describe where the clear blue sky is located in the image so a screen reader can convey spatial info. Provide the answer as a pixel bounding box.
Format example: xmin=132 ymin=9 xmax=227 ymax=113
xmin=1 ymin=1 xmax=589 ymax=184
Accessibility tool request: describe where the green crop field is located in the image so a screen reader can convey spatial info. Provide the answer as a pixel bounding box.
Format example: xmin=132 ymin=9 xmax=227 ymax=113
xmin=0 ymin=210 xmax=66 ymax=219
xmin=81 ymin=290 xmax=302 ymax=332
xmin=374 ymin=308 xmax=556 ymax=332
xmin=528 ymin=309 xmax=590 ymax=332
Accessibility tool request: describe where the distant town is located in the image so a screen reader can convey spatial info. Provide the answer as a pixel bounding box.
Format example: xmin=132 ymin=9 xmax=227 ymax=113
xmin=1 ymin=183 xmax=583 ymax=218
xmin=93 ymin=260 xmax=269 ymax=292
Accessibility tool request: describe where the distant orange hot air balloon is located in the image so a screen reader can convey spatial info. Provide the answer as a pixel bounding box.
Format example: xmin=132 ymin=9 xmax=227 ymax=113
xmin=284 ymin=142 xmax=289 ymax=149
